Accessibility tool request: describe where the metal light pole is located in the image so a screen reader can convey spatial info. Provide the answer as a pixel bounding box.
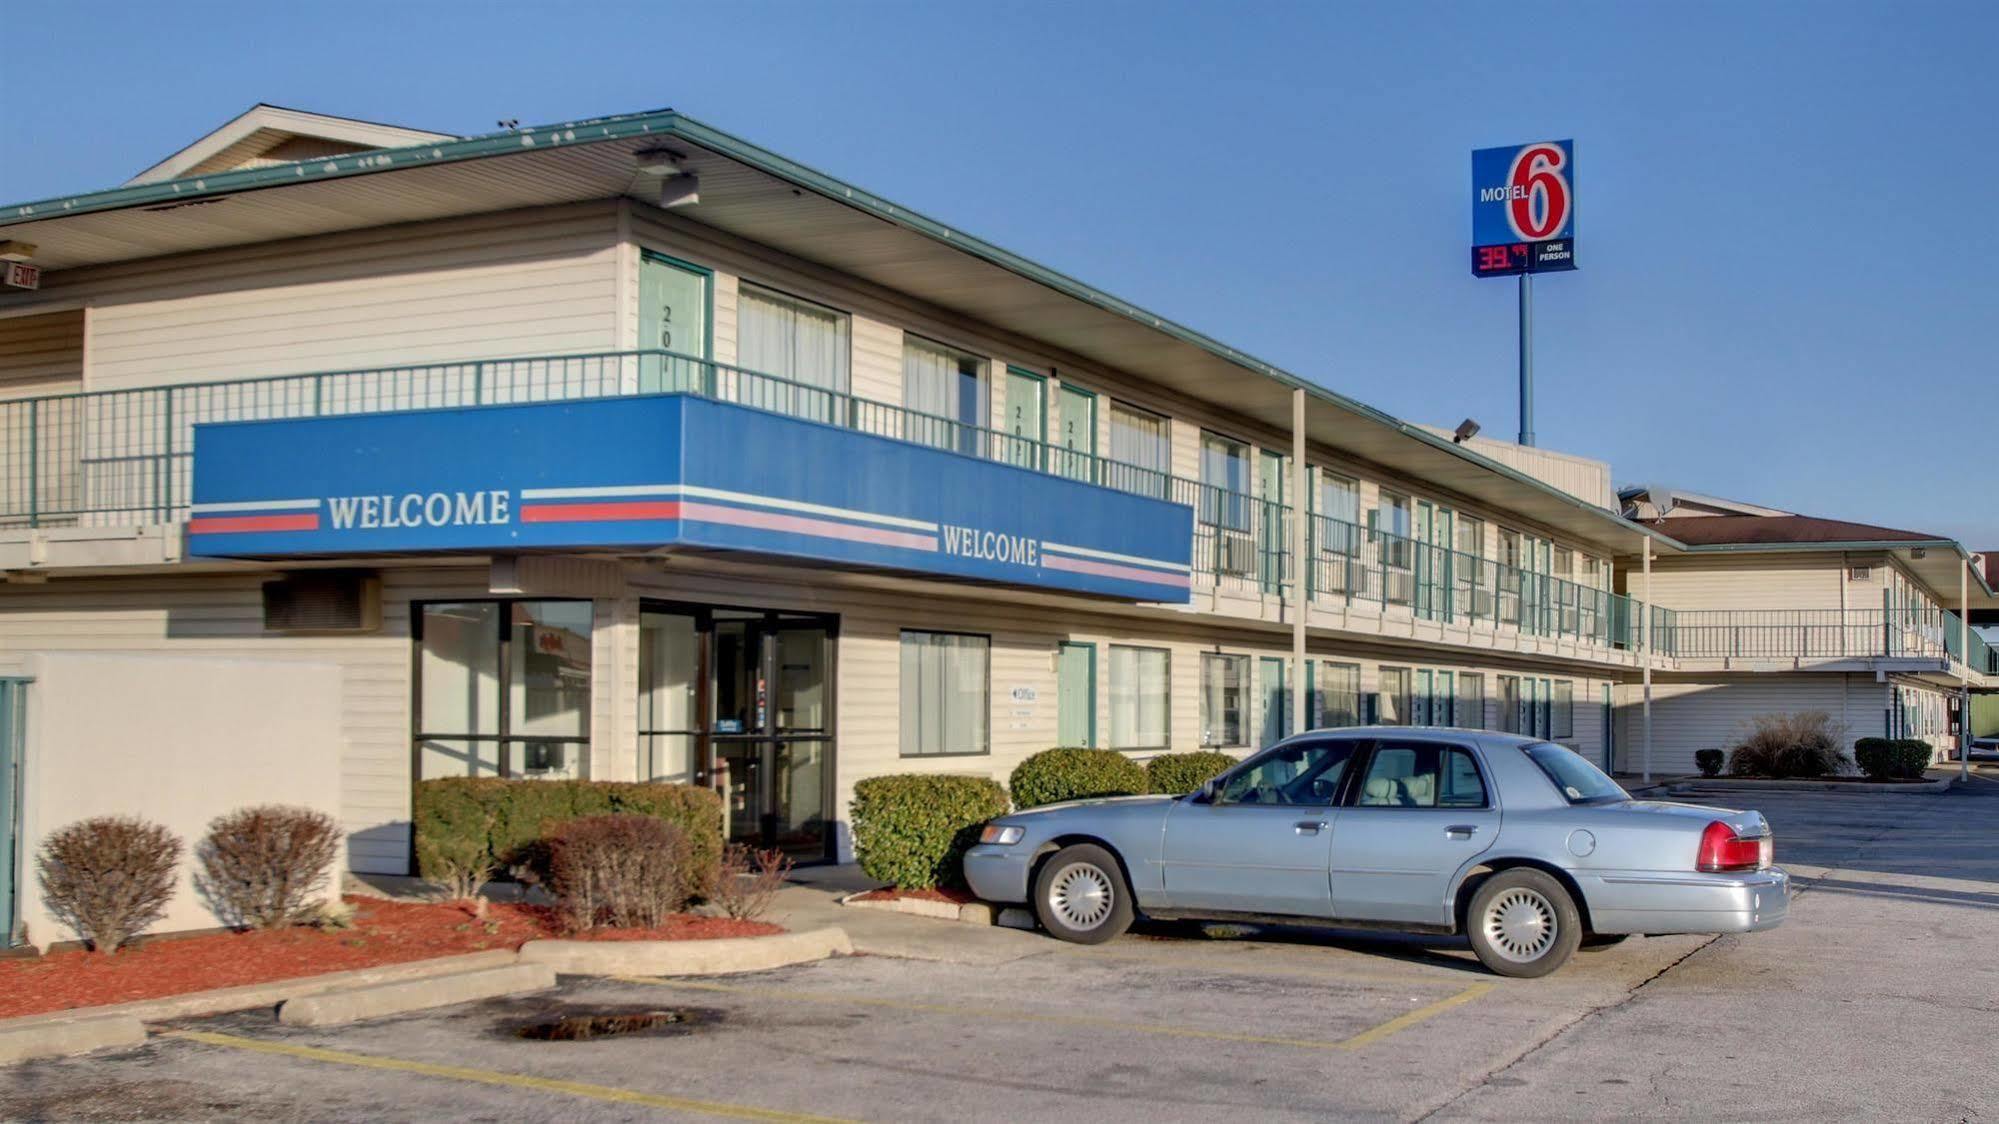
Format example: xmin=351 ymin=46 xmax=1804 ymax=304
xmin=1518 ymin=274 xmax=1535 ymax=447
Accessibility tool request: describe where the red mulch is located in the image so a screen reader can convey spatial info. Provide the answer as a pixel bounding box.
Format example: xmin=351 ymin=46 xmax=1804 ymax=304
xmin=0 ymin=896 xmax=782 ymax=1020
xmin=851 ymin=886 xmax=975 ymax=905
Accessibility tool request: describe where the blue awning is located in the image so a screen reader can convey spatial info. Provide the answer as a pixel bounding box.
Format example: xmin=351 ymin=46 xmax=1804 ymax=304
xmin=187 ymin=395 xmax=1195 ymax=602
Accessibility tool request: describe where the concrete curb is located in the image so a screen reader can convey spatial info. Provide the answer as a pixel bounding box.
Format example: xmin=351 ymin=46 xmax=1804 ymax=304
xmin=0 ymin=1013 xmax=147 ymax=1064
xmin=839 ymin=891 xmax=965 ymax=921
xmin=278 ymin=963 xmax=556 ymax=1028
xmin=519 ymin=926 xmax=852 ymax=976
xmin=1667 ymin=774 xmax=1955 ymax=794
xmin=0 ymin=950 xmax=521 ymax=1034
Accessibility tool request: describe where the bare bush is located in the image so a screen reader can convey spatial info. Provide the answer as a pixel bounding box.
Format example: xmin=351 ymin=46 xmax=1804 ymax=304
xmin=36 ymin=816 xmax=182 ymax=953
xmin=196 ymin=805 xmax=344 ymax=930
xmin=1728 ymin=711 xmax=1851 ymax=778
xmin=709 ymin=844 xmax=793 ymax=921
xmin=546 ymin=814 xmax=693 ymax=930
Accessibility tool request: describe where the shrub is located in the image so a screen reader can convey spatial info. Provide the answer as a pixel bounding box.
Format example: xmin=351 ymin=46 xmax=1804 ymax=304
xmin=1694 ymin=749 xmax=1725 ymax=778
xmin=36 ymin=816 xmax=182 ymax=953
xmin=850 ymin=774 xmax=1010 ymax=890
xmin=1855 ymin=738 xmax=1932 ymax=780
xmin=196 ymin=805 xmax=344 ymax=930
xmin=1728 ymin=711 xmax=1851 ymax=778
xmin=413 ymin=779 xmax=723 ymax=901
xmin=1009 ymin=748 xmax=1147 ymax=809
xmin=546 ymin=814 xmax=694 ymax=930
xmin=709 ymin=844 xmax=793 ymax=921
xmin=1144 ymin=751 xmax=1239 ymax=795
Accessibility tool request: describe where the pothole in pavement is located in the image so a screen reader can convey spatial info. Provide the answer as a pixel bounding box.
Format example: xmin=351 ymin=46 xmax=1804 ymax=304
xmin=512 ymin=1008 xmax=708 ymax=1042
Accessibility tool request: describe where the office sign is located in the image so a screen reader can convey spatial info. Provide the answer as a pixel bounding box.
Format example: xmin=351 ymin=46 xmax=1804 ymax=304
xmin=1471 ymin=140 xmax=1577 ymax=277
xmin=188 ymin=394 xmax=1195 ymax=603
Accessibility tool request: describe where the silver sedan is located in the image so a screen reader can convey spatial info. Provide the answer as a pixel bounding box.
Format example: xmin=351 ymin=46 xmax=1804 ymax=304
xmin=964 ymin=729 xmax=1789 ymax=977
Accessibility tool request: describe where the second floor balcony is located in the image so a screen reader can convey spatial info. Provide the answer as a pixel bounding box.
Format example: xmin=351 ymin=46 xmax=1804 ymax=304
xmin=1656 ymin=606 xmax=1998 ymax=677
xmin=4 ymin=347 xmax=1659 ymax=660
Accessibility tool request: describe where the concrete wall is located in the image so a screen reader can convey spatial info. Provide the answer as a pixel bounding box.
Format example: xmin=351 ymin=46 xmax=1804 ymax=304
xmin=16 ymin=652 xmax=343 ymax=950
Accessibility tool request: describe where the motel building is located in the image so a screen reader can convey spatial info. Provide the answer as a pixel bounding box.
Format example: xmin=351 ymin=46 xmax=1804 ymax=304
xmin=0 ymin=105 xmax=1994 ymax=945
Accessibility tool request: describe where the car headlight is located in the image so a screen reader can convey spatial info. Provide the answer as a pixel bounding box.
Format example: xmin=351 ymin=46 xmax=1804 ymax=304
xmin=979 ymin=824 xmax=1024 ymax=846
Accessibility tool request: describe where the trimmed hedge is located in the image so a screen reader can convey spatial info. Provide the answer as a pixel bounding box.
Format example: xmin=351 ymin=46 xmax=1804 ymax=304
xmin=413 ymin=779 xmax=724 ymax=898
xmin=1144 ymin=751 xmax=1239 ymax=795
xmin=1854 ymin=738 xmax=1932 ymax=781
xmin=1694 ymin=749 xmax=1725 ymax=778
xmin=850 ymin=774 xmax=1011 ymax=890
xmin=1010 ymin=748 xmax=1147 ymax=809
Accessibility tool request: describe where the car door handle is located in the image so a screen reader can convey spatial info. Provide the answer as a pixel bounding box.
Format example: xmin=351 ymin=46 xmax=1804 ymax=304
xmin=1294 ymin=820 xmax=1327 ymax=835
xmin=1445 ymin=824 xmax=1478 ymax=839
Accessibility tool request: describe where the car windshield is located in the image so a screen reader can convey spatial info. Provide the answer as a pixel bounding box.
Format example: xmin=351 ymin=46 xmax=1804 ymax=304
xmin=1521 ymin=742 xmax=1627 ymax=805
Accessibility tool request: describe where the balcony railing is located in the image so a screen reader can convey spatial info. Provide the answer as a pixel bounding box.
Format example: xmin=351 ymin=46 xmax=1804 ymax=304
xmin=1658 ymin=607 xmax=1997 ymax=672
xmin=0 ymin=347 xmax=1653 ymax=653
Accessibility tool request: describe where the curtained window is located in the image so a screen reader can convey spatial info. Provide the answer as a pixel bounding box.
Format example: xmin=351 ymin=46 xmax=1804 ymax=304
xmin=903 ymin=336 xmax=987 ymax=455
xmin=1110 ymin=645 xmax=1170 ymax=748
xmin=1108 ymin=401 xmax=1171 ymax=498
xmin=738 ymin=284 xmax=849 ymax=420
xmin=899 ymin=631 xmax=989 ymax=756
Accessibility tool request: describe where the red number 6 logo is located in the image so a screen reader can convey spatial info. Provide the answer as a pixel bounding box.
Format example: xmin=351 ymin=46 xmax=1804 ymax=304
xmin=1506 ymin=144 xmax=1570 ymax=241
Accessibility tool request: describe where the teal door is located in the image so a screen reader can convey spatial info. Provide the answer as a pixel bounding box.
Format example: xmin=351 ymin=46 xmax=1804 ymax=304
xmin=1057 ymin=642 xmax=1096 ymax=747
xmin=1003 ymin=368 xmax=1046 ymax=468
xmin=638 ymin=252 xmax=712 ymax=392
xmin=0 ymin=679 xmax=25 ymax=948
xmin=1054 ymin=384 xmax=1096 ymax=481
xmin=1258 ymin=655 xmax=1287 ymax=746
xmin=1258 ymin=451 xmax=1287 ymax=595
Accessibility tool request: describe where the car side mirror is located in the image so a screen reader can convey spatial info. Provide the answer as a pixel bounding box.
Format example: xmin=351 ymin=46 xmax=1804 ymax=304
xmin=1193 ymin=778 xmax=1219 ymax=804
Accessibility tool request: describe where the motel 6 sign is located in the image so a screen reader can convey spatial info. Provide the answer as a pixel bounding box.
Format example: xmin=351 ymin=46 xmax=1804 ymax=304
xmin=1471 ymin=140 xmax=1577 ymax=277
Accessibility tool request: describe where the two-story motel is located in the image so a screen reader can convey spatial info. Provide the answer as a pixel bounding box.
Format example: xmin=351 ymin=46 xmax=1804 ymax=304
xmin=1 ymin=107 xmax=1993 ymax=929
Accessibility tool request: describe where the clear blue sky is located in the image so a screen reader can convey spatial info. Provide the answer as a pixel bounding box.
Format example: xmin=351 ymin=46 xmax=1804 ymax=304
xmin=4 ymin=0 xmax=1994 ymax=548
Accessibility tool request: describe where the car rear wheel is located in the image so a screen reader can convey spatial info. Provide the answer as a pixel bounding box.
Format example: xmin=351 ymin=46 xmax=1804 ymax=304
xmin=1033 ymin=844 xmax=1134 ymax=944
xmin=1467 ymin=869 xmax=1582 ymax=978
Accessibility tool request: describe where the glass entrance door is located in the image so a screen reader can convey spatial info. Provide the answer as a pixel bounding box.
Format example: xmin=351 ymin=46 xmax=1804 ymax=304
xmin=640 ymin=603 xmax=835 ymax=860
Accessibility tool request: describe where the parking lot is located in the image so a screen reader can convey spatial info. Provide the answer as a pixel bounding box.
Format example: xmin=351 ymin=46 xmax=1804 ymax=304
xmin=7 ymin=775 xmax=1996 ymax=1122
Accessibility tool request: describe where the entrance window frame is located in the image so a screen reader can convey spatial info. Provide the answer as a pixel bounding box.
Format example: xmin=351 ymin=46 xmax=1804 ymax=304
xmin=410 ymin=598 xmax=595 ymax=784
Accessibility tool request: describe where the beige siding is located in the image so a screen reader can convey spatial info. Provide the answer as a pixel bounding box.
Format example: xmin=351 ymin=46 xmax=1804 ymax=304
xmin=25 ymin=202 xmax=620 ymax=393
xmin=0 ymin=309 xmax=84 ymax=399
xmin=1640 ymin=554 xmax=1854 ymax=612
xmin=1615 ymin=674 xmax=1886 ymax=775
xmin=1419 ymin=428 xmax=1617 ymax=511
xmin=851 ymin=315 xmax=903 ymax=405
xmin=0 ymin=567 xmax=494 ymax=873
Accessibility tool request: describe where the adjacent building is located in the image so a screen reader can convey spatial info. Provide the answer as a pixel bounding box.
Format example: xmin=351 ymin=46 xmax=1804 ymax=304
xmin=0 ymin=105 xmax=1992 ymax=942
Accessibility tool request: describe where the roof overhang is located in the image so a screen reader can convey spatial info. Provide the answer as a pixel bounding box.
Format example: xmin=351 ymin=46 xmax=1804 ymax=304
xmin=1665 ymin=538 xmax=1999 ymax=609
xmin=0 ymin=108 xmax=1714 ymax=558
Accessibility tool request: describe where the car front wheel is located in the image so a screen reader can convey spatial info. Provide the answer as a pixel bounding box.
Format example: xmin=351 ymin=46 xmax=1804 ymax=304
xmin=1033 ymin=843 xmax=1134 ymax=944
xmin=1466 ymin=869 xmax=1583 ymax=978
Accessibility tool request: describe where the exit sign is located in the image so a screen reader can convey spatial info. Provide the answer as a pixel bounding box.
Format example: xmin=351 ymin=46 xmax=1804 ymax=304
xmin=2 ymin=262 xmax=39 ymax=290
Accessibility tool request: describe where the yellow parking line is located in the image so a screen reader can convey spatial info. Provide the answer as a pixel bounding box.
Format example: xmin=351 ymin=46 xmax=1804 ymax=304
xmin=160 ymin=1029 xmax=856 ymax=1123
xmin=619 ymin=977 xmax=1494 ymax=1051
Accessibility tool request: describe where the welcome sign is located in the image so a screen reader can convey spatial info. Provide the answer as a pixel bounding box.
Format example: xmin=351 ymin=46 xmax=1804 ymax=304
xmin=188 ymin=394 xmax=1195 ymax=603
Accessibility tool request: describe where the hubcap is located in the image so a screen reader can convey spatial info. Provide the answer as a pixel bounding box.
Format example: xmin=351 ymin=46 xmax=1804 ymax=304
xmin=1482 ymin=887 xmax=1557 ymax=962
xmin=1048 ymin=862 xmax=1114 ymax=929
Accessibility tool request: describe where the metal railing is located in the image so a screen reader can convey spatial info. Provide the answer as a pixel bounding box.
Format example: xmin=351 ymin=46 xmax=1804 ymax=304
xmin=1658 ymin=606 xmax=1996 ymax=671
xmin=0 ymin=347 xmax=1657 ymax=653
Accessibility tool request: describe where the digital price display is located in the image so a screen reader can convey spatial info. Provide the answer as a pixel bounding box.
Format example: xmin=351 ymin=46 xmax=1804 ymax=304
xmin=1471 ymin=141 xmax=1576 ymax=278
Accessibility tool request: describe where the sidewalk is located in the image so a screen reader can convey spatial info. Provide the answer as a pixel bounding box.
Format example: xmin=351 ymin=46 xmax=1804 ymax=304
xmin=774 ymin=865 xmax=1052 ymax=965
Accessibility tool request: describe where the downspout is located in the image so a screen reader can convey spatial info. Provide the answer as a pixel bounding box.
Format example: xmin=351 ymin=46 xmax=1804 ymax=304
xmin=1642 ymin=537 xmax=1653 ymax=783
xmin=1290 ymin=387 xmax=1307 ymax=736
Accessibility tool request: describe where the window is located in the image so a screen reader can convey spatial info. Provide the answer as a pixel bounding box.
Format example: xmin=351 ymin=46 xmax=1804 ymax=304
xmin=1538 ymin=678 xmax=1554 ymax=738
xmin=1436 ymin=671 xmax=1455 ymax=727
xmin=1056 ymin=642 xmax=1096 ymax=748
xmin=1413 ymin=669 xmax=1433 ymax=726
xmin=1497 ymin=675 xmax=1521 ymax=734
xmin=1110 ymin=645 xmax=1170 ymax=748
xmin=1199 ymin=432 xmax=1252 ymax=532
xmin=1108 ymin=401 xmax=1171 ymax=498
xmin=1312 ymin=661 xmax=1361 ymax=728
xmin=1257 ymin=656 xmax=1288 ymax=748
xmin=1216 ymin=739 xmax=1357 ymax=806
xmin=1377 ymin=492 xmax=1413 ymax=571
xmin=1553 ymin=681 xmax=1575 ymax=738
xmin=899 ymin=631 xmax=990 ymax=756
xmin=1459 ymin=673 xmax=1486 ymax=730
xmin=1200 ymin=653 xmax=1249 ymax=747
xmin=638 ymin=609 xmax=699 ymax=783
xmin=1522 ymin=741 xmax=1627 ymax=804
xmin=417 ymin=600 xmax=592 ymax=781
xmin=1316 ymin=472 xmax=1361 ymax=592
xmin=903 ymin=336 xmax=987 ymax=456
xmin=1377 ymin=667 xmax=1411 ymax=725
xmin=739 ymin=285 xmax=849 ymax=414
xmin=1355 ymin=742 xmax=1487 ymax=808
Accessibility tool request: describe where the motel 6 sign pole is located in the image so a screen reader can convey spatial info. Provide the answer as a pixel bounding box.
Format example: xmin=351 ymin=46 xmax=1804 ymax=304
xmin=1471 ymin=140 xmax=1576 ymax=448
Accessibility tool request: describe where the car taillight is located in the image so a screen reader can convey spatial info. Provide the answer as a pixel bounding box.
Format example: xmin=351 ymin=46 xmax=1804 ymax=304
xmin=1697 ymin=820 xmax=1771 ymax=872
